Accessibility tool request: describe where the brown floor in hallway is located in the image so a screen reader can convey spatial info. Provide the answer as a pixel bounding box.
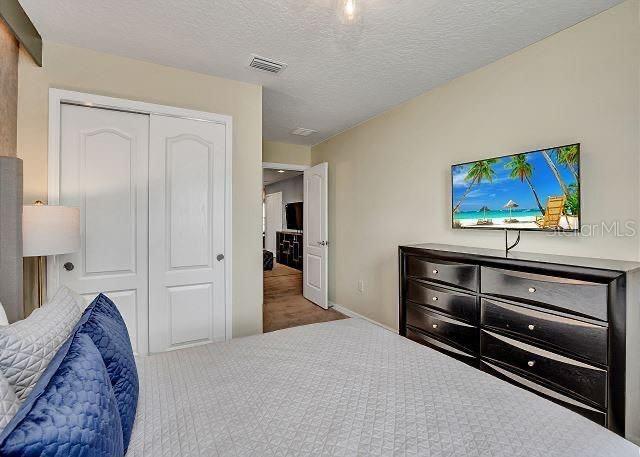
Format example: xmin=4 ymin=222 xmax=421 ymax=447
xmin=263 ymin=262 xmax=347 ymax=333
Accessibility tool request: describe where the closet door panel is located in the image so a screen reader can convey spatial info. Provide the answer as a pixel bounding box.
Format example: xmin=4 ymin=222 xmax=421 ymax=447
xmin=167 ymin=137 xmax=211 ymax=268
xmin=149 ymin=115 xmax=226 ymax=353
xmin=168 ymin=284 xmax=212 ymax=345
xmin=57 ymin=104 xmax=149 ymax=355
xmin=82 ymin=130 xmax=136 ymax=274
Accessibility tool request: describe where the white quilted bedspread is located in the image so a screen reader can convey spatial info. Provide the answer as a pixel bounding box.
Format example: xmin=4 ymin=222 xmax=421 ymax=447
xmin=127 ymin=318 xmax=638 ymax=457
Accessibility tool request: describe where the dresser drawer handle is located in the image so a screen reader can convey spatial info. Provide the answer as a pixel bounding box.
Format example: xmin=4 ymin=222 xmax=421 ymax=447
xmin=431 ymin=296 xmax=438 ymax=302
xmin=527 ymin=360 xmax=535 ymax=367
xmin=528 ymin=287 xmax=536 ymax=293
xmin=432 ymin=269 xmax=439 ymax=275
xmin=432 ymin=324 xmax=438 ymax=329
xmin=528 ymin=324 xmax=535 ymax=331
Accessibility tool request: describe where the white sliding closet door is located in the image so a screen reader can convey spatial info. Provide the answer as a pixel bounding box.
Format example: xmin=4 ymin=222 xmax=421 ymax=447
xmin=57 ymin=104 xmax=149 ymax=355
xmin=148 ymin=115 xmax=227 ymax=353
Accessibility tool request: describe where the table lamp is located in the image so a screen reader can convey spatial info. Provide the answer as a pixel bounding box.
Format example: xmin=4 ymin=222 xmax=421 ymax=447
xmin=23 ymin=201 xmax=80 ymax=308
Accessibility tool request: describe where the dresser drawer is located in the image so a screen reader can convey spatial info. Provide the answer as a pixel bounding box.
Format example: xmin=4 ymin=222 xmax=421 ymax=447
xmin=480 ymin=361 xmax=607 ymax=426
xmin=481 ymin=299 xmax=607 ymax=365
xmin=406 ymin=303 xmax=478 ymax=354
xmin=406 ymin=280 xmax=478 ymax=323
xmin=480 ymin=267 xmax=608 ymax=321
xmin=406 ymin=256 xmax=478 ymax=291
xmin=481 ymin=330 xmax=607 ymax=408
xmin=405 ymin=327 xmax=477 ymax=366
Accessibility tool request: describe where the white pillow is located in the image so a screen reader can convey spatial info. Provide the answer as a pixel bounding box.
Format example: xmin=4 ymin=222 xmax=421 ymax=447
xmin=0 ymin=301 xmax=8 ymax=326
xmin=0 ymin=372 xmax=20 ymax=431
xmin=0 ymin=286 xmax=85 ymax=400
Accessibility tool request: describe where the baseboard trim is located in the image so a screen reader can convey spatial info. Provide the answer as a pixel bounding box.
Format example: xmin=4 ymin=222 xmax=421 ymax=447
xmin=330 ymin=303 xmax=397 ymax=333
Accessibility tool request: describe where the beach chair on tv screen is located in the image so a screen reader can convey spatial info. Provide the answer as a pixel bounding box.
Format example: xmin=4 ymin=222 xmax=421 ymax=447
xmin=535 ymin=196 xmax=566 ymax=229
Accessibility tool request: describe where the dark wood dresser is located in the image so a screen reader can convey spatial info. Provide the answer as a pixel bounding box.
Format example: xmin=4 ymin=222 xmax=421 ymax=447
xmin=399 ymin=243 xmax=640 ymax=441
xmin=276 ymin=231 xmax=303 ymax=270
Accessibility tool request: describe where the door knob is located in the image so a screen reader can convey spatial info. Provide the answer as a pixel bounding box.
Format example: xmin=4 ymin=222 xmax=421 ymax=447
xmin=317 ymin=241 xmax=328 ymax=246
xmin=216 ymin=254 xmax=224 ymax=261
xmin=63 ymin=262 xmax=74 ymax=271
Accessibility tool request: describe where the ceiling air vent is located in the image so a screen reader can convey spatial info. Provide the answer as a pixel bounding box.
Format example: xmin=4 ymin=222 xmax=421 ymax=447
xmin=248 ymin=55 xmax=287 ymax=74
xmin=290 ymin=128 xmax=317 ymax=137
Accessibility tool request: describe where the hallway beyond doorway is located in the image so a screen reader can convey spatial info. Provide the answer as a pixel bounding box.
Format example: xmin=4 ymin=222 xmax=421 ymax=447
xmin=263 ymin=263 xmax=346 ymax=333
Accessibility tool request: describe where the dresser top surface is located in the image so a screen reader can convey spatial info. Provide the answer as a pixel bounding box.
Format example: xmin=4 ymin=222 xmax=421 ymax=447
xmin=401 ymin=243 xmax=640 ymax=273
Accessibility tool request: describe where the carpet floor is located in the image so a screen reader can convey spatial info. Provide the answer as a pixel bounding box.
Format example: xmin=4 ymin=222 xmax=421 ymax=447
xmin=263 ymin=263 xmax=347 ymax=333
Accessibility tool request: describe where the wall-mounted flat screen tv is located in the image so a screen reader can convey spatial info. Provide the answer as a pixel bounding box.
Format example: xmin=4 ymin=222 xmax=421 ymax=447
xmin=285 ymin=202 xmax=303 ymax=231
xmin=451 ymin=144 xmax=580 ymax=231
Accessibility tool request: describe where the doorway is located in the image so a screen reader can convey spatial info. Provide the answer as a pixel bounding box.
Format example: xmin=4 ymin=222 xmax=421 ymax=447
xmin=261 ymin=162 xmax=345 ymax=332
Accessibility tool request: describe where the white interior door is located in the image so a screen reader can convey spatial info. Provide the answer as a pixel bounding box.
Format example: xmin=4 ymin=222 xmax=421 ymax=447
xmin=303 ymin=162 xmax=328 ymax=308
xmin=148 ymin=115 xmax=226 ymax=353
xmin=56 ymin=104 xmax=149 ymax=354
xmin=265 ymin=192 xmax=282 ymax=256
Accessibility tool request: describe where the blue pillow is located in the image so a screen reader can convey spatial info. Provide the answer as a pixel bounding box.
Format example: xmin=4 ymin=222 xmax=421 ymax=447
xmin=0 ymin=332 xmax=124 ymax=457
xmin=79 ymin=294 xmax=138 ymax=452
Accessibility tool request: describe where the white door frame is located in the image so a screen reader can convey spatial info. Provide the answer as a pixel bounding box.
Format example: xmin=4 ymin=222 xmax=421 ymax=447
xmin=47 ymin=88 xmax=234 ymax=347
xmin=262 ymin=162 xmax=309 ymax=172
xmin=264 ymin=191 xmax=283 ymax=255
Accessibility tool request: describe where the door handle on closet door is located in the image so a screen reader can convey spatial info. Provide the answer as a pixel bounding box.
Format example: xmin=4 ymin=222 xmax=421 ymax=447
xmin=216 ymin=254 xmax=224 ymax=261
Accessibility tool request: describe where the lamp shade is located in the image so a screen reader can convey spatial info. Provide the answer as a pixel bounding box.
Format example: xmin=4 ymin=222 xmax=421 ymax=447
xmin=22 ymin=204 xmax=80 ymax=257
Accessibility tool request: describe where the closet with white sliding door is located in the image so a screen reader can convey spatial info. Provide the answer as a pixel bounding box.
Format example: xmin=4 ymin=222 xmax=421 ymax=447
xmin=49 ymin=90 xmax=231 ymax=355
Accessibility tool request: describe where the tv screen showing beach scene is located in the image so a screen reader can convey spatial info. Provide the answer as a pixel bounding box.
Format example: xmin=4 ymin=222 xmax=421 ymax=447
xmin=451 ymin=144 xmax=580 ymax=231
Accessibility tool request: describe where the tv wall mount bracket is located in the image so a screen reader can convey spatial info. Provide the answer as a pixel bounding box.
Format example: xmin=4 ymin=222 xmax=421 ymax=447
xmin=505 ymin=229 xmax=521 ymax=255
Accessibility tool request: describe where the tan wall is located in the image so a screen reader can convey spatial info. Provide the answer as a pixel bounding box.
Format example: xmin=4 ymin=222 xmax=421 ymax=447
xmin=17 ymin=41 xmax=264 ymax=337
xmin=263 ymin=140 xmax=311 ymax=165
xmin=312 ymin=0 xmax=640 ymax=330
xmin=0 ymin=20 xmax=18 ymax=157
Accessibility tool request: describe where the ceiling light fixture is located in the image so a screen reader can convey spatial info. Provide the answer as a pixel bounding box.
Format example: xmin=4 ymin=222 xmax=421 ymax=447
xmin=277 ymin=170 xmax=285 ymax=173
xmin=344 ymin=0 xmax=355 ymax=20
xmin=337 ymin=0 xmax=360 ymax=25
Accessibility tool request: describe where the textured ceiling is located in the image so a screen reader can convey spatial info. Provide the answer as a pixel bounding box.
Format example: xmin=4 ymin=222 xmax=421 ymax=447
xmin=263 ymin=169 xmax=302 ymax=186
xmin=20 ymin=0 xmax=623 ymax=146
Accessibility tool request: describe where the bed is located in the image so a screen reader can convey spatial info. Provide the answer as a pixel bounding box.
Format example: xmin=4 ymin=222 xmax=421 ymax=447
xmin=127 ymin=318 xmax=637 ymax=457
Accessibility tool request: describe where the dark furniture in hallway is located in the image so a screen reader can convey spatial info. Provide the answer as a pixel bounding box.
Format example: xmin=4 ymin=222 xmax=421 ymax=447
xmin=276 ymin=231 xmax=303 ymax=271
xmin=263 ymin=249 xmax=274 ymax=271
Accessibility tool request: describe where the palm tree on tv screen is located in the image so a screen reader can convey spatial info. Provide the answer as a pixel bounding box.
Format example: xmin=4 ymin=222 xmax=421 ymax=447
xmin=555 ymin=145 xmax=579 ymax=182
xmin=542 ymin=148 xmax=570 ymax=197
xmin=453 ymin=159 xmax=497 ymax=213
xmin=505 ymin=154 xmax=545 ymax=215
